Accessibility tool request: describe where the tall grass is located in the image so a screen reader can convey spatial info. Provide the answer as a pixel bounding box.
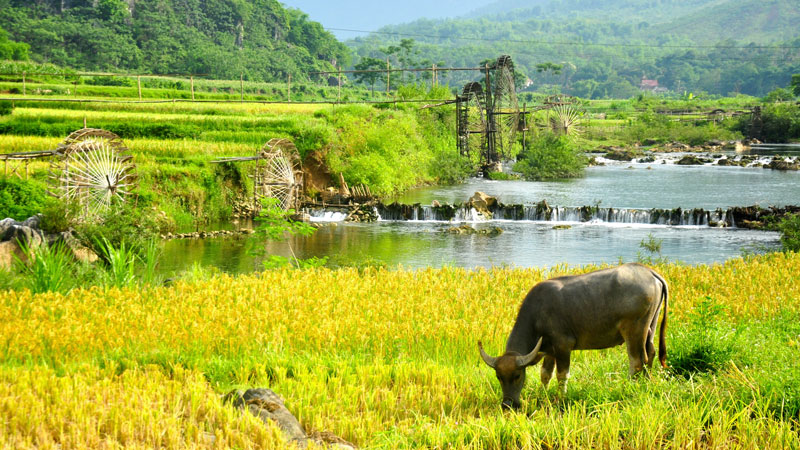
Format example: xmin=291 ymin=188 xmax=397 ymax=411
xmin=12 ymin=240 xmax=74 ymax=294
xmin=96 ymin=237 xmax=137 ymax=288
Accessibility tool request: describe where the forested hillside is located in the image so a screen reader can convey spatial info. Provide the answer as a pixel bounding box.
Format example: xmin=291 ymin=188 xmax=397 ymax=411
xmin=349 ymin=0 xmax=800 ymax=97
xmin=0 ymin=0 xmax=349 ymax=81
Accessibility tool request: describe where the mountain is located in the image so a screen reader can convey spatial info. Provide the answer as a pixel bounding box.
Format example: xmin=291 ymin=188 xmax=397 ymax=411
xmin=348 ymin=0 xmax=800 ymax=97
xmin=0 ymin=0 xmax=350 ymax=81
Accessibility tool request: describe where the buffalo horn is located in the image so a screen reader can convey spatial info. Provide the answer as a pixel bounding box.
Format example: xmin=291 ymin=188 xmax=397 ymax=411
xmin=478 ymin=341 xmax=498 ymax=368
xmin=515 ymin=337 xmax=543 ymax=368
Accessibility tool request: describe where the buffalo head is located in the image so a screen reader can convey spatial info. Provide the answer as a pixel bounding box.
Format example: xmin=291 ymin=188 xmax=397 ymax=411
xmin=479 ymin=337 xmax=543 ymax=410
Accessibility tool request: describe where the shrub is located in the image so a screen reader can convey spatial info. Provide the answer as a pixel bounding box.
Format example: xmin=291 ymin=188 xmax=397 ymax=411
xmin=0 ymin=100 xmax=12 ymax=116
xmin=0 ymin=178 xmax=49 ymax=221
xmin=778 ymin=214 xmax=800 ymax=252
xmin=670 ymin=296 xmax=737 ymax=378
xmin=514 ymin=132 xmax=587 ymax=180
xmin=75 ymin=202 xmax=167 ymax=260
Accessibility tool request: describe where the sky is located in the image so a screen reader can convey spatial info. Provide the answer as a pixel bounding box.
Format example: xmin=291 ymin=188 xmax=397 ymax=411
xmin=279 ymin=0 xmax=495 ymax=40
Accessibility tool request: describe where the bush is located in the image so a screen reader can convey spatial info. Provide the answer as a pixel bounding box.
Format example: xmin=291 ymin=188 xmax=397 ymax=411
xmin=0 ymin=178 xmax=49 ymax=220
xmin=75 ymin=202 xmax=167 ymax=260
xmin=0 ymin=100 xmax=12 ymax=116
xmin=670 ymin=296 xmax=737 ymax=378
xmin=778 ymin=214 xmax=800 ymax=252
xmin=513 ymin=133 xmax=587 ymax=180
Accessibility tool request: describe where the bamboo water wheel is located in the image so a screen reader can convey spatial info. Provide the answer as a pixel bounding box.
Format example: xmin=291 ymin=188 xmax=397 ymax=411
xmin=253 ymin=138 xmax=303 ymax=211
xmin=456 ymin=81 xmax=488 ymax=159
xmin=489 ymin=55 xmax=521 ymax=162
xmin=214 ymin=139 xmax=304 ymax=212
xmin=544 ymin=95 xmax=585 ymax=138
xmin=48 ymin=128 xmax=136 ymax=218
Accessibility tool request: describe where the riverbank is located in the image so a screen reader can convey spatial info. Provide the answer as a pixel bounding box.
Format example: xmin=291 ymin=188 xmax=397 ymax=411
xmin=1 ymin=253 xmax=799 ymax=448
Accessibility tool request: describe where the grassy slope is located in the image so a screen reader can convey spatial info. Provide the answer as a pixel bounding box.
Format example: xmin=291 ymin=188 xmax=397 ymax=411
xmin=0 ymin=253 xmax=799 ymax=447
xmin=0 ymin=88 xmax=457 ymax=229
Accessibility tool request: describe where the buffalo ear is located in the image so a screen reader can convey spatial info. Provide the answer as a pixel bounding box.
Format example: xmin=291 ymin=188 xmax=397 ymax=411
xmin=515 ymin=337 xmax=543 ymax=368
xmin=478 ymin=341 xmax=498 ymax=368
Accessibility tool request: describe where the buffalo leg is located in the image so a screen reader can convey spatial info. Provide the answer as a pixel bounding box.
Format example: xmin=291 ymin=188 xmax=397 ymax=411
xmin=623 ymin=326 xmax=648 ymax=377
xmin=645 ymin=303 xmax=663 ymax=368
xmin=540 ymin=355 xmax=555 ymax=387
xmin=554 ymin=352 xmax=571 ymax=395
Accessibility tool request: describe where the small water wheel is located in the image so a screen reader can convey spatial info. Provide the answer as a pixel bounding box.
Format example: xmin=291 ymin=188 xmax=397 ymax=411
xmin=253 ymin=138 xmax=303 ymax=211
xmin=48 ymin=128 xmax=136 ymax=218
xmin=456 ymin=81 xmax=488 ymax=159
xmin=544 ymin=95 xmax=585 ymax=138
xmin=489 ymin=55 xmax=520 ymax=162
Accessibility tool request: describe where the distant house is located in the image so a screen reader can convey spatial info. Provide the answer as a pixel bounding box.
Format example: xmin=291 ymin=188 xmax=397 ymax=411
xmin=640 ymin=77 xmax=667 ymax=93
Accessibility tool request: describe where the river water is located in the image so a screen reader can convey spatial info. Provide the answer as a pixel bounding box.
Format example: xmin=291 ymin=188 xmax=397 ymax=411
xmin=160 ymin=150 xmax=799 ymax=275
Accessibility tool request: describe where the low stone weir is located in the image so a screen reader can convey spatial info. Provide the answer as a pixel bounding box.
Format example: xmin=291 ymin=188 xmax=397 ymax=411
xmin=373 ymin=203 xmax=734 ymax=227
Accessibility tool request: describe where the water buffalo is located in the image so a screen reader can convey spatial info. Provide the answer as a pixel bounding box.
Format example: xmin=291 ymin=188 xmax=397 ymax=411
xmin=479 ymin=263 xmax=668 ymax=409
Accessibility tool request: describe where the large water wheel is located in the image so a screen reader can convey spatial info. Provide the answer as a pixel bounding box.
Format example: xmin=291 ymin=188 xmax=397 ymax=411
xmin=48 ymin=128 xmax=136 ymax=219
xmin=489 ymin=55 xmax=520 ymax=163
xmin=456 ymin=81 xmax=488 ymax=160
xmin=253 ymin=138 xmax=303 ymax=211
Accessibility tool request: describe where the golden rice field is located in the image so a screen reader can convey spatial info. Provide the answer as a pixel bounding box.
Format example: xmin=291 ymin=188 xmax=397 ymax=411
xmin=1 ymin=253 xmax=799 ymax=448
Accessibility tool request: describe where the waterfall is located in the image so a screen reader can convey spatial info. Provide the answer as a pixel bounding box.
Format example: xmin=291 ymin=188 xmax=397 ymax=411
xmin=374 ymin=203 xmax=735 ymax=227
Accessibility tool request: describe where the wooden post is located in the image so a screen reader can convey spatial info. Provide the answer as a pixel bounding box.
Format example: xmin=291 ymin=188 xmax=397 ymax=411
xmin=240 ymin=73 xmax=244 ymax=102
xmin=137 ymin=76 xmax=142 ymax=100
xmin=386 ymin=59 xmax=390 ymax=97
xmin=337 ymin=67 xmax=342 ymax=102
xmin=432 ymin=64 xmax=436 ymax=88
xmin=22 ymin=71 xmax=26 ymax=96
xmin=522 ymin=103 xmax=527 ymax=153
xmin=190 ymin=76 xmax=195 ymax=101
xmin=287 ymin=73 xmax=291 ymax=102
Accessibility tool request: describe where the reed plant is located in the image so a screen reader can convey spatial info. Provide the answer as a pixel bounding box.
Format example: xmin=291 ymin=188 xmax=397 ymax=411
xmin=96 ymin=237 xmax=137 ymax=288
xmin=12 ymin=240 xmax=74 ymax=294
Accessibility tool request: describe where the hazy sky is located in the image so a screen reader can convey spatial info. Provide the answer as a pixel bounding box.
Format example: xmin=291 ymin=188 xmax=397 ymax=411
xmin=279 ymin=0 xmax=495 ymax=40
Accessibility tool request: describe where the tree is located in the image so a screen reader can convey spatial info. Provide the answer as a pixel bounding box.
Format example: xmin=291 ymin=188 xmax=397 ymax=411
xmin=354 ymin=56 xmax=386 ymax=96
xmin=792 ymin=74 xmax=800 ymax=97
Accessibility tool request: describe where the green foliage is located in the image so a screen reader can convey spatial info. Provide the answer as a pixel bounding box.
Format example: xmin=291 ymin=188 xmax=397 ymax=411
xmin=0 ymin=1 xmax=348 ymax=82
xmin=636 ymin=233 xmax=669 ymax=265
xmin=670 ymin=296 xmax=737 ymax=378
xmin=0 ymin=25 xmax=28 ymax=60
xmin=623 ymin=111 xmax=742 ymax=145
xmin=0 ymin=100 xmax=12 ymax=116
xmin=513 ymin=132 xmax=587 ymax=180
xmin=778 ymin=214 xmax=800 ymax=252
xmin=0 ymin=177 xmax=49 ymax=221
xmin=96 ymin=237 xmax=137 ymax=288
xmin=351 ymin=1 xmax=800 ymax=98
xmin=13 ymin=241 xmax=74 ymax=294
xmin=762 ymin=88 xmax=795 ymax=103
xmin=252 ymin=197 xmax=316 ymax=268
xmin=75 ymin=202 xmax=167 ymax=261
xmin=752 ymin=104 xmax=800 ymax=143
xmin=792 ymin=74 xmax=800 ymax=97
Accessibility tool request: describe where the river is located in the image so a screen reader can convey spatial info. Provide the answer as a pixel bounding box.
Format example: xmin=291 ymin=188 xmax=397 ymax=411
xmin=159 ymin=149 xmax=799 ymax=275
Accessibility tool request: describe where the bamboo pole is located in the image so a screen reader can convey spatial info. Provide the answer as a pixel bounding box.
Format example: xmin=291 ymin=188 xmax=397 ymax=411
xmin=287 ymin=73 xmax=291 ymax=102
xmin=22 ymin=71 xmax=26 ymax=96
xmin=240 ymin=73 xmax=244 ymax=102
xmin=190 ymin=76 xmax=195 ymax=101
xmin=137 ymin=76 xmax=142 ymax=100
xmin=386 ymin=59 xmax=390 ymax=97
xmin=432 ymin=64 xmax=436 ymax=88
xmin=337 ymin=67 xmax=342 ymax=102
